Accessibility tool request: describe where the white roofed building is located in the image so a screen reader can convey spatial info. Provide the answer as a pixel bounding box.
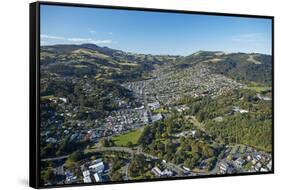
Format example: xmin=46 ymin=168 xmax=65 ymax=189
xmin=89 ymin=161 xmax=104 ymax=173
xmin=94 ymin=172 xmax=103 ymax=182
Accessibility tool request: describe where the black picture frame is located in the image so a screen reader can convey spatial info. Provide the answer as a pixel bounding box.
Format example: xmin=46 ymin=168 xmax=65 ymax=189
xmin=30 ymin=1 xmax=274 ymax=189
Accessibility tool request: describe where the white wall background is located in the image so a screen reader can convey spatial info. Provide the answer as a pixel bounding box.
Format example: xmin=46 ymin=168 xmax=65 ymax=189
xmin=0 ymin=0 xmax=279 ymax=189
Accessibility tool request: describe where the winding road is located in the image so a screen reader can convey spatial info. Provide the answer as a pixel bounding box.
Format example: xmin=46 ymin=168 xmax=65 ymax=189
xmin=41 ymin=145 xmax=187 ymax=174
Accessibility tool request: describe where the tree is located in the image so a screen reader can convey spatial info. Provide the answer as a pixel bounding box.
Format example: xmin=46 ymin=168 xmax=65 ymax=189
xmin=162 ymin=132 xmax=169 ymax=139
xmin=101 ymin=139 xmax=110 ymax=147
xmin=41 ymin=168 xmax=54 ymax=184
xmin=68 ymin=150 xmax=84 ymax=162
xmin=167 ymin=125 xmax=172 ymax=135
xmin=112 ymin=158 xmax=124 ymax=171
xmin=129 ymin=154 xmax=146 ymax=177
xmin=184 ymin=159 xmax=192 ymax=169
xmin=198 ymin=111 xmax=205 ymax=122
xmin=65 ymin=150 xmax=84 ymax=168
xmin=110 ymin=171 xmax=123 ymax=181
xmin=138 ymin=126 xmax=152 ymax=145
xmin=180 ymin=136 xmax=185 ymax=144
xmin=202 ymin=145 xmax=215 ymax=157
xmin=126 ymin=141 xmax=133 ymax=148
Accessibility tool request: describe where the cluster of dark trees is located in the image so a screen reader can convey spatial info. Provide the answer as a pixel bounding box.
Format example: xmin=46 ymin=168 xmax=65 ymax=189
xmin=175 ymin=51 xmax=272 ymax=84
xmin=40 ymin=138 xmax=89 ymax=158
xmin=137 ymin=117 xmax=221 ymax=170
xmin=100 ymin=138 xmax=115 ymax=147
xmin=180 ymin=89 xmax=272 ymax=152
xmin=128 ymin=154 xmax=155 ymax=179
xmin=209 ymin=54 xmax=272 ymax=84
xmin=41 ymin=76 xmax=138 ymax=112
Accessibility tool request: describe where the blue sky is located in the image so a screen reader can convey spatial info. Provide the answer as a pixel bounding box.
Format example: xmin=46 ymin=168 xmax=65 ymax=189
xmin=40 ymin=5 xmax=272 ymax=55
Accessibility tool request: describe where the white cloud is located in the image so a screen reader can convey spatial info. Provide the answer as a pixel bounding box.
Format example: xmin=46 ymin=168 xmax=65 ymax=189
xmin=89 ymin=30 xmax=96 ymax=34
xmin=68 ymin=38 xmax=92 ymax=42
xmin=230 ymin=33 xmax=263 ymax=42
xmin=90 ymin=40 xmax=112 ymax=44
xmin=41 ymin=41 xmax=49 ymax=45
xmin=40 ymin=34 xmax=112 ymax=45
xmin=40 ymin=34 xmax=65 ymax=40
xmin=67 ymin=38 xmax=111 ymax=44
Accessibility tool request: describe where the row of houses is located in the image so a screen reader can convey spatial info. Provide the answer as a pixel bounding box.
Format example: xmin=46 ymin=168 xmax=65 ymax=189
xmin=219 ymin=149 xmax=272 ymax=174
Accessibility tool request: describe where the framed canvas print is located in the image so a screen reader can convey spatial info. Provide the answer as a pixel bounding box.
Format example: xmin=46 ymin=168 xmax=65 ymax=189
xmin=29 ymin=1 xmax=274 ymax=188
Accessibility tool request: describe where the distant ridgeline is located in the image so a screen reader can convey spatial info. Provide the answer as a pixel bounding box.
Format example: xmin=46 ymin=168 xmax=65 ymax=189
xmin=40 ymin=44 xmax=179 ymax=81
xmin=41 ymin=44 xmax=272 ymax=85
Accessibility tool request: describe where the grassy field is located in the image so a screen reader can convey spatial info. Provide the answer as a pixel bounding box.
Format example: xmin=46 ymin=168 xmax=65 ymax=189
xmin=112 ymin=127 xmax=144 ymax=146
xmin=152 ymin=108 xmax=169 ymax=114
xmin=41 ymin=95 xmax=55 ymax=100
xmin=245 ymin=86 xmax=271 ymax=93
xmin=245 ymin=82 xmax=271 ymax=93
xmin=73 ymin=64 xmax=88 ymax=68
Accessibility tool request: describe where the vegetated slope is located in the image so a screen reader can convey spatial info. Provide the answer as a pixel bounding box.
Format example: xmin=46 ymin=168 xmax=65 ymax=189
xmin=175 ymin=51 xmax=272 ymax=85
xmin=41 ymin=44 xmax=272 ymax=85
xmin=40 ymin=44 xmax=179 ymax=81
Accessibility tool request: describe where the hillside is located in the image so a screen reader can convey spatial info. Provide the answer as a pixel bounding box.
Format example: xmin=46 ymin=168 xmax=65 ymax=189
xmin=41 ymin=44 xmax=272 ymax=85
xmin=40 ymin=44 xmax=179 ymax=81
xmin=175 ymin=51 xmax=272 ymax=84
